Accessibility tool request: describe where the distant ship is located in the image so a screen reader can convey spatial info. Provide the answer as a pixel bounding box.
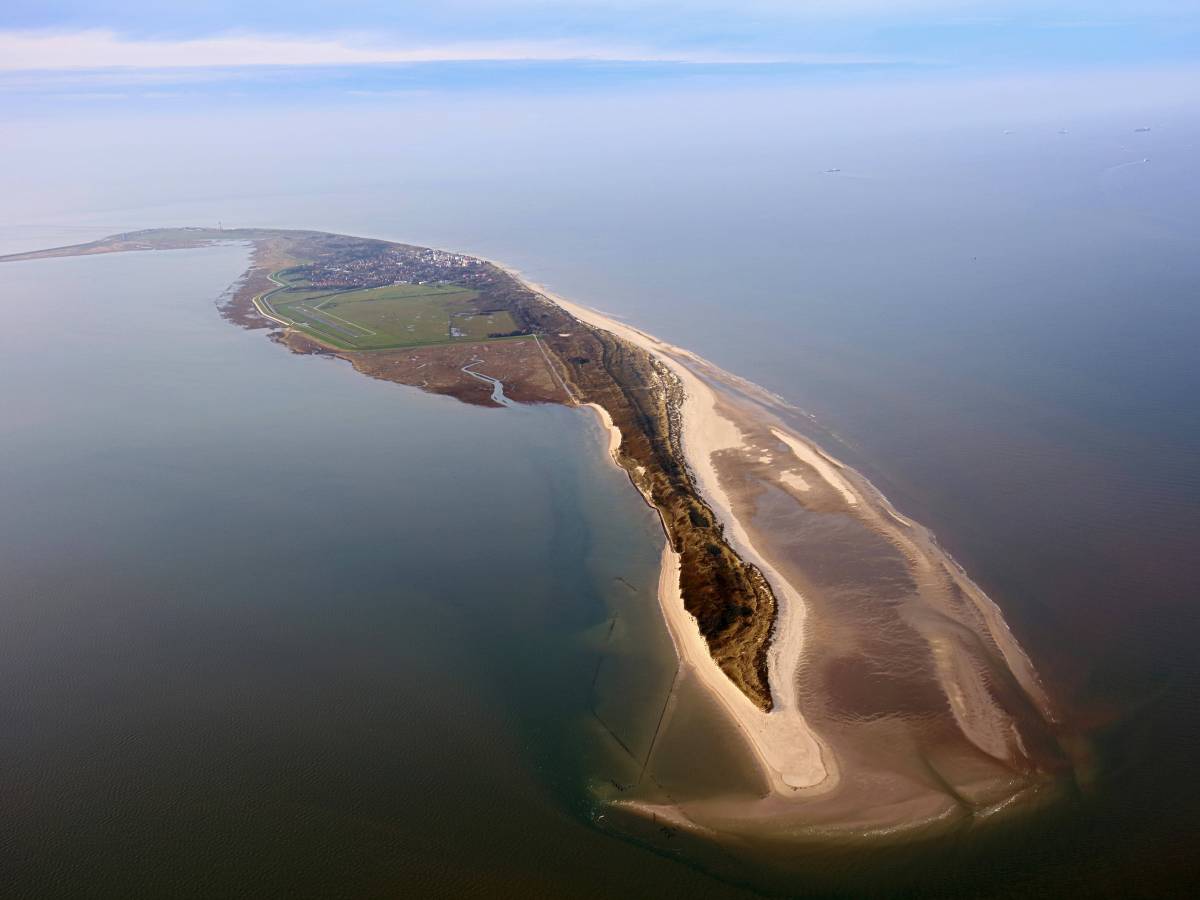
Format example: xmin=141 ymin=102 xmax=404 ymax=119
xmin=823 ymin=168 xmax=841 ymax=174
xmin=1135 ymin=126 xmax=1152 ymax=133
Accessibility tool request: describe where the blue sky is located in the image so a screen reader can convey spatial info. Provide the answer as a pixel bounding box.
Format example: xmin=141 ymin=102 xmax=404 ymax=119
xmin=0 ymin=1 xmax=1196 ymax=72
xmin=1 ymin=2 xmax=1196 ymax=256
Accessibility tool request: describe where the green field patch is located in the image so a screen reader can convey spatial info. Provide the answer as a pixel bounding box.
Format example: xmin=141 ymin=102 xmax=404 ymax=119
xmin=273 ymin=287 xmax=340 ymax=306
xmin=450 ymin=310 xmax=520 ymax=340
xmin=272 ymin=267 xmax=310 ymax=287
xmin=263 ymin=280 xmax=520 ymax=350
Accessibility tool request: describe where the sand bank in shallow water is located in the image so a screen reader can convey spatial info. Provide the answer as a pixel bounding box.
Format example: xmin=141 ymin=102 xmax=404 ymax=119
xmin=511 ymin=269 xmax=1070 ymax=844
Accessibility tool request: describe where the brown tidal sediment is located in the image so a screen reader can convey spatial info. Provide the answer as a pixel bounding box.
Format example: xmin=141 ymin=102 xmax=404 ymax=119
xmin=281 ymin=331 xmax=567 ymax=407
xmin=531 ymin=284 xmax=1071 ymax=838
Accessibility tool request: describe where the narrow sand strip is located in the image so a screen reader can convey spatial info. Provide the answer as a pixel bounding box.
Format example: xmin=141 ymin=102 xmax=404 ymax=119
xmin=770 ymin=427 xmax=859 ymax=507
xmin=778 ymin=471 xmax=812 ymax=493
xmin=504 ymin=267 xmax=834 ymax=795
xmin=584 ymin=402 xmax=623 ymax=461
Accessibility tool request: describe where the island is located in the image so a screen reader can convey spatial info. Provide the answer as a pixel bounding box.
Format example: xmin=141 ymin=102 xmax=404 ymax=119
xmin=1 ymin=227 xmax=1073 ymax=850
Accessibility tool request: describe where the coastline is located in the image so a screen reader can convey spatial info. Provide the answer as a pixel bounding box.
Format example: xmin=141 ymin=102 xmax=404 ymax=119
xmin=3 ymin=229 xmax=1069 ymax=842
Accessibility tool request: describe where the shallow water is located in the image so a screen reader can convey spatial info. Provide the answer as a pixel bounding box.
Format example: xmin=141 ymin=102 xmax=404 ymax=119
xmin=0 ymin=247 xmax=763 ymax=898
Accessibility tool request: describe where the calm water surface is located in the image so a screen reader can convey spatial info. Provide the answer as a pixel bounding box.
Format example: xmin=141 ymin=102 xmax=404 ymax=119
xmin=0 ymin=247 xmax=758 ymax=898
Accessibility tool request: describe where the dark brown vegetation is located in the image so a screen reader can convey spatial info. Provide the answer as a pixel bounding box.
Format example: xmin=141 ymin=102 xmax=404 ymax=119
xmin=478 ymin=266 xmax=777 ymax=709
xmin=284 ymin=331 xmax=566 ymax=407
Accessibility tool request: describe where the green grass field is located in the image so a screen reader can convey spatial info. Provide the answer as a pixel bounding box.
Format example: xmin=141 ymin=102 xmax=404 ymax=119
xmin=261 ymin=280 xmax=520 ymax=350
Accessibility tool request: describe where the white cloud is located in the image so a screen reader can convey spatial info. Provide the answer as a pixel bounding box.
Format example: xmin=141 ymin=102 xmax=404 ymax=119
xmin=0 ymin=29 xmax=901 ymax=70
xmin=428 ymin=0 xmax=1197 ymax=22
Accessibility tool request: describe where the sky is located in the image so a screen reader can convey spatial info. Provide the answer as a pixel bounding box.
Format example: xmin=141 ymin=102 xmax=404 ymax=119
xmin=1 ymin=0 xmax=1196 ymax=233
xmin=0 ymin=1 xmax=1196 ymax=73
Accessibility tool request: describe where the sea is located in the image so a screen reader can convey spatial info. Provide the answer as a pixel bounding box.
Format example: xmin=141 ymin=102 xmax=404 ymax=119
xmin=2 ymin=66 xmax=1199 ymax=896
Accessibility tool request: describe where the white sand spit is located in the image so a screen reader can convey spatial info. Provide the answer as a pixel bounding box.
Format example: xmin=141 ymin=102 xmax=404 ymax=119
xmin=770 ymin=428 xmax=858 ymax=506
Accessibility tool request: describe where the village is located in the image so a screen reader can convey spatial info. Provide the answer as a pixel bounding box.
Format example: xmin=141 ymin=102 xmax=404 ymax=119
xmin=298 ymin=244 xmax=495 ymax=290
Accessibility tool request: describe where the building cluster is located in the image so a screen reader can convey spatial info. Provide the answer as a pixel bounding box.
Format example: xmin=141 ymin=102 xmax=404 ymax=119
xmin=301 ymin=246 xmax=492 ymax=290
